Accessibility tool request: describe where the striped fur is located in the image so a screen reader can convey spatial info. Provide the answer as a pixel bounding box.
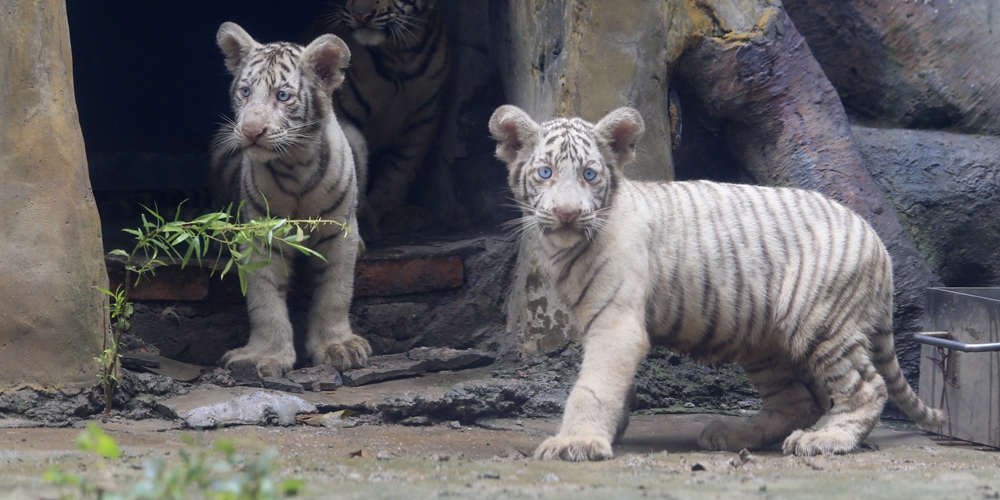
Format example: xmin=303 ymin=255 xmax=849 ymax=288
xmin=490 ymin=105 xmax=945 ymax=460
xmin=210 ymin=22 xmax=371 ymax=377
xmin=320 ymin=0 xmax=451 ymax=237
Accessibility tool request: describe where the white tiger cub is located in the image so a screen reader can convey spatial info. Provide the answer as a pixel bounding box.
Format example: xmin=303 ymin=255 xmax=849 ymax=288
xmin=489 ymin=105 xmax=945 ymax=460
xmin=211 ymin=22 xmax=371 ymax=377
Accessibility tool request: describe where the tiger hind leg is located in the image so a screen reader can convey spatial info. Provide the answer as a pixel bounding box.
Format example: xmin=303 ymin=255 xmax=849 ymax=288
xmin=699 ymin=358 xmax=824 ymax=452
xmin=783 ymin=340 xmax=887 ymax=456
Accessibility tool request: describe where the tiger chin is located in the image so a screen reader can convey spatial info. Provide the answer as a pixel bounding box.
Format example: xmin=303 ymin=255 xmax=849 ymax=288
xmin=489 ymin=105 xmax=945 ymax=461
xmin=210 ymin=22 xmax=372 ymax=378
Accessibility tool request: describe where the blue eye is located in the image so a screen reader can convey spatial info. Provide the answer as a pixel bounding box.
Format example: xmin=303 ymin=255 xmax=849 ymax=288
xmin=240 ymin=86 xmax=250 ymax=97
xmin=583 ymin=168 xmax=597 ymax=181
xmin=538 ymin=167 xmax=553 ymax=179
xmin=277 ymin=91 xmax=290 ymax=101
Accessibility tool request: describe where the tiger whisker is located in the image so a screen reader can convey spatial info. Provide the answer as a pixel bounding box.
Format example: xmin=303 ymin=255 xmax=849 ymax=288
xmin=501 ymin=215 xmax=541 ymax=242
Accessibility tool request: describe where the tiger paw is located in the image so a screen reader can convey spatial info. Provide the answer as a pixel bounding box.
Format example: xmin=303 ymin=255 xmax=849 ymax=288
xmin=313 ymin=335 xmax=372 ymax=371
xmin=221 ymin=347 xmax=295 ymax=378
xmin=534 ymin=434 xmax=613 ymax=462
xmin=698 ymin=420 xmax=763 ymax=452
xmin=782 ymin=429 xmax=858 ymax=456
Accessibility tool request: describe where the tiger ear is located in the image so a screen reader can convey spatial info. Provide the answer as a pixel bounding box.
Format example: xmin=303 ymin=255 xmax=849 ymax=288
xmin=302 ymin=34 xmax=351 ymax=91
xmin=489 ymin=105 xmax=541 ymax=165
xmin=217 ymin=22 xmax=259 ymax=75
xmin=593 ymin=107 xmax=645 ymax=168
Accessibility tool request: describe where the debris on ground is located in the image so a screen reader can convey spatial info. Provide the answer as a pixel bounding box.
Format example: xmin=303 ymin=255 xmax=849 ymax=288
xmin=157 ymin=387 xmax=316 ymax=427
xmin=297 ymin=410 xmax=358 ymax=428
xmin=341 ymin=347 xmax=495 ymax=386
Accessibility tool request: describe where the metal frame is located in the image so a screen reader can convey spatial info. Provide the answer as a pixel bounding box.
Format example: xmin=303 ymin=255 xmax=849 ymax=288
xmin=913 ymin=333 xmax=1000 ymax=353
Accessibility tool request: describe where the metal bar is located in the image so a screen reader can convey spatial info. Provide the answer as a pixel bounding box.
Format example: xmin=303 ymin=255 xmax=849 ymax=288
xmin=912 ymin=333 xmax=1000 ymax=353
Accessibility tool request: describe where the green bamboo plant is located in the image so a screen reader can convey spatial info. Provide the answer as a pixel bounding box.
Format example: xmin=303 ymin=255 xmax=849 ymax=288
xmin=97 ymin=202 xmax=347 ymax=416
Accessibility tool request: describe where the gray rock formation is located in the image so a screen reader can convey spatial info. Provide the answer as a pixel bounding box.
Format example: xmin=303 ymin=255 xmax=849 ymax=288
xmin=856 ymin=126 xmax=1000 ymax=287
xmin=0 ymin=0 xmax=108 ymax=390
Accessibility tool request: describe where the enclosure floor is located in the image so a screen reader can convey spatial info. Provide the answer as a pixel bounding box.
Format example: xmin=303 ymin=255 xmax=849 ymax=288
xmin=1 ymin=414 xmax=997 ymax=499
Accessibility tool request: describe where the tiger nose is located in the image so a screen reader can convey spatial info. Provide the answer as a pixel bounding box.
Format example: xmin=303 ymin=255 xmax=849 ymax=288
xmin=355 ymin=11 xmax=373 ymax=23
xmin=241 ymin=125 xmax=267 ymax=142
xmin=553 ymin=207 xmax=581 ymax=224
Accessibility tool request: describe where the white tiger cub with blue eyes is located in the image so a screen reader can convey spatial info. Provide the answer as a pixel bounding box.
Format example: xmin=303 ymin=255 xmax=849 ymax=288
xmin=211 ymin=22 xmax=371 ymax=377
xmin=489 ymin=105 xmax=944 ymax=460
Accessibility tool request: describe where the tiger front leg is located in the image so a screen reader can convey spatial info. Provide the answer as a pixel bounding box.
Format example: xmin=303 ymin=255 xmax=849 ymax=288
xmin=366 ymin=122 xmax=439 ymax=233
xmin=221 ymin=251 xmax=296 ymax=378
xmin=535 ymin=314 xmax=649 ymax=461
xmin=304 ymin=229 xmax=371 ymax=371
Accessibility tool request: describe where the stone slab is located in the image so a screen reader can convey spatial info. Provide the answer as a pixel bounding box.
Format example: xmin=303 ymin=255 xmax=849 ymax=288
xmin=341 ymin=354 xmax=427 ymax=387
xmin=298 ymin=367 xmax=494 ymax=412
xmin=145 ymin=356 xmax=204 ymax=383
xmin=157 ymin=387 xmax=316 ymax=428
xmin=340 ymin=348 xmax=496 ymax=387
xmin=262 ymin=377 xmax=305 ymax=394
xmin=408 ymin=347 xmax=496 ymax=371
xmin=120 ymin=352 xmax=161 ymax=369
xmin=285 ymin=365 xmax=343 ymax=392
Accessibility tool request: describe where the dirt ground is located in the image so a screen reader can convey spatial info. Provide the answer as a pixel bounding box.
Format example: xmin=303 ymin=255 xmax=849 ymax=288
xmin=1 ymin=414 xmax=998 ymax=499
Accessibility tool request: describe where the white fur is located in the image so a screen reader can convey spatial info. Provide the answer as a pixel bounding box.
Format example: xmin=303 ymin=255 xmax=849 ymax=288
xmin=211 ymin=22 xmax=371 ymax=377
xmin=490 ymin=105 xmax=944 ymax=461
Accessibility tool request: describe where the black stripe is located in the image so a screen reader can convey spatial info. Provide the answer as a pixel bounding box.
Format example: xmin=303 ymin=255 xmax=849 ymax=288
xmin=556 ymin=242 xmax=591 ymax=283
xmin=583 ymin=280 xmax=623 ymax=335
xmin=572 ymin=258 xmax=608 ymax=308
xmin=319 ymin=188 xmax=349 ymax=218
xmin=312 ymin=227 xmax=345 ymax=248
xmin=300 ymin=134 xmax=332 ymax=196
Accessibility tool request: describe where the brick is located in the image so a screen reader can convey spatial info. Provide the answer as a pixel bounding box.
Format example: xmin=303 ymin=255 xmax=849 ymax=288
xmin=107 ymin=252 xmax=466 ymax=302
xmin=354 ymin=256 xmax=464 ymax=297
xmin=107 ymin=260 xmax=209 ymax=301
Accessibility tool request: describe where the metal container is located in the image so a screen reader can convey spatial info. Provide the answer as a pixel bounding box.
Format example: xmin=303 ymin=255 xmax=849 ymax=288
xmin=918 ymin=287 xmax=1000 ymax=448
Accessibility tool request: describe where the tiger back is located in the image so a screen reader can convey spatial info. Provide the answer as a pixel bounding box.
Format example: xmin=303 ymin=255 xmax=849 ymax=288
xmin=210 ymin=22 xmax=372 ymax=378
xmin=319 ymin=0 xmax=451 ymax=237
xmin=489 ymin=105 xmax=945 ymax=461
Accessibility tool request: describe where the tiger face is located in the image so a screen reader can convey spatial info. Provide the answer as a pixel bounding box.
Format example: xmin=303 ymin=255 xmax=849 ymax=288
xmin=215 ymin=23 xmax=350 ymax=163
xmin=489 ymin=105 xmax=645 ymax=248
xmin=331 ymin=0 xmax=435 ymax=46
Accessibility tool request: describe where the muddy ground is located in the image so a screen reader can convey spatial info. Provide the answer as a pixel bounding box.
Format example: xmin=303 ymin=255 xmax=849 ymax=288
xmin=1 ymin=413 xmax=998 ymax=499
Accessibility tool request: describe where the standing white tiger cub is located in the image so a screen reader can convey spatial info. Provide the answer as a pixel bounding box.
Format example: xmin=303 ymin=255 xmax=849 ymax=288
xmin=489 ymin=105 xmax=944 ymax=460
xmin=211 ymin=22 xmax=371 ymax=377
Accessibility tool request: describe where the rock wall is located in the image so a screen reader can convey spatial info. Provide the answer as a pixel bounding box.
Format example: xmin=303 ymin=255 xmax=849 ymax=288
xmin=785 ymin=0 xmax=1000 ymax=134
xmin=0 ymin=0 xmax=108 ymax=390
xmin=856 ymin=126 xmax=1000 ymax=287
xmin=489 ymin=0 xmax=675 ymax=181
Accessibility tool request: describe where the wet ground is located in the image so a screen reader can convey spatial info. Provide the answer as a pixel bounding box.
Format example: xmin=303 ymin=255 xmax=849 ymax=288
xmin=1 ymin=414 xmax=998 ymax=499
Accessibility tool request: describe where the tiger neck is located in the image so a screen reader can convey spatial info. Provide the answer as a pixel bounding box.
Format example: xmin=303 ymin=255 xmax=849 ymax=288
xmin=538 ymin=228 xmax=599 ymax=276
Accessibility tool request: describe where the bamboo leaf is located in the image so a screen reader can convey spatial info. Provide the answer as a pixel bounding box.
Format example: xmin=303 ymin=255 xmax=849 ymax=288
xmin=221 ymin=257 xmax=234 ymax=278
xmin=238 ymin=267 xmax=248 ymax=295
xmin=181 ymin=242 xmax=195 ymax=268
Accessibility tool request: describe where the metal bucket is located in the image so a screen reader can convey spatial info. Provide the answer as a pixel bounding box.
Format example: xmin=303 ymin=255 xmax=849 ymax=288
xmin=917 ymin=287 xmax=1000 ymax=448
